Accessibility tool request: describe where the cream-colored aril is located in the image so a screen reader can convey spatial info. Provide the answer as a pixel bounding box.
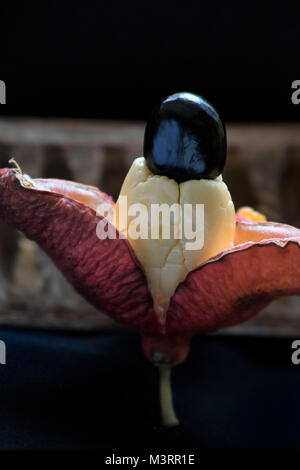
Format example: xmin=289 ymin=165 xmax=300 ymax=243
xmin=114 ymin=157 xmax=235 ymax=317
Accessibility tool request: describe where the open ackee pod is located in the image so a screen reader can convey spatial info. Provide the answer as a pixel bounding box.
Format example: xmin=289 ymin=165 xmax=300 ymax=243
xmin=1 ymin=163 xmax=300 ymax=427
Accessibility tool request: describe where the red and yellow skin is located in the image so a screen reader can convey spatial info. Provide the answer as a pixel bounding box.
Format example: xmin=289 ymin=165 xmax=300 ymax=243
xmin=1 ymin=164 xmax=300 ymax=426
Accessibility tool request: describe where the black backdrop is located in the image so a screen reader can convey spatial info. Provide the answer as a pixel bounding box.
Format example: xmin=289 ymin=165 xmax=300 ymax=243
xmin=1 ymin=1 xmax=300 ymax=121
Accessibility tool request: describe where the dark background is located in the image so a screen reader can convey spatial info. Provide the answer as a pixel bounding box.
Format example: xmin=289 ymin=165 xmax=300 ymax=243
xmin=1 ymin=1 xmax=300 ymax=121
xmin=1 ymin=329 xmax=300 ymax=452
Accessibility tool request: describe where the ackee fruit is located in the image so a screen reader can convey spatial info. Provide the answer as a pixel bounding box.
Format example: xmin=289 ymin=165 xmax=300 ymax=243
xmin=1 ymin=93 xmax=300 ymax=428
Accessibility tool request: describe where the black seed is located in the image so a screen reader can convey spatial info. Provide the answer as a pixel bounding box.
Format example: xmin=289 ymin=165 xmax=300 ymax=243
xmin=144 ymin=92 xmax=226 ymax=182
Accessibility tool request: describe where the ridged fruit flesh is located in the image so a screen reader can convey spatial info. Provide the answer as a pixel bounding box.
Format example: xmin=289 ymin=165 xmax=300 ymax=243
xmin=115 ymin=157 xmax=235 ymax=316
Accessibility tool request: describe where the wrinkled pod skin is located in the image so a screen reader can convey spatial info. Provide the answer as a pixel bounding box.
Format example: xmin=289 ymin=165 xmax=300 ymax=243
xmin=0 ymin=168 xmax=189 ymax=365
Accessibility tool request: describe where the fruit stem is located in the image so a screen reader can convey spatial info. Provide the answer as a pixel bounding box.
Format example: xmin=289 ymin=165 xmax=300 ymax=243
xmin=158 ymin=364 xmax=179 ymax=427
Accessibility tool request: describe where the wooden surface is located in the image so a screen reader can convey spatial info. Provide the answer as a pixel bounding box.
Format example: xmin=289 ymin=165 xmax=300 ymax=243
xmin=0 ymin=118 xmax=300 ymax=335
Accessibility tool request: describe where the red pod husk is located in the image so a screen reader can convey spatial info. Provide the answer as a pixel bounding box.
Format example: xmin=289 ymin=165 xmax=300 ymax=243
xmin=1 ymin=167 xmax=300 ymax=366
xmin=0 ymin=168 xmax=160 ymax=334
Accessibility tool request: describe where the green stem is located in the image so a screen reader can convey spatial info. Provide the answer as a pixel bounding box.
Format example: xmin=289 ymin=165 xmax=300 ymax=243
xmin=158 ymin=364 xmax=179 ymax=427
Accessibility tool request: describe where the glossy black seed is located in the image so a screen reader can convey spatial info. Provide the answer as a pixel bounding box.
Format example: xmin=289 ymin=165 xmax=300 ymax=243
xmin=143 ymin=92 xmax=226 ymax=183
